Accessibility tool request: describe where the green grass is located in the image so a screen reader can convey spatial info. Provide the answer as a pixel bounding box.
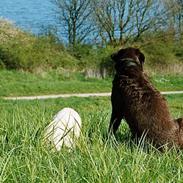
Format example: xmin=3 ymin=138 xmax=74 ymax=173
xmin=0 ymin=70 xmax=112 ymax=97
xmin=150 ymin=74 xmax=183 ymax=92
xmin=0 ymin=70 xmax=183 ymax=97
xmin=0 ymin=95 xmax=183 ymax=182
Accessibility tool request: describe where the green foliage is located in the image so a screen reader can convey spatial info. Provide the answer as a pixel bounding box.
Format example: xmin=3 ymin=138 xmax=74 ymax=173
xmin=0 ymin=19 xmax=183 ymax=76
xmin=143 ymin=42 xmax=176 ymax=66
xmin=173 ymin=46 xmax=183 ymax=62
xmin=0 ymin=95 xmax=183 ymax=182
xmin=0 ymin=35 xmax=79 ymax=72
xmin=132 ymin=31 xmax=183 ymax=68
xmin=0 ymin=46 xmax=22 ymax=69
xmin=71 ymin=44 xmax=117 ymax=75
xmin=0 ymin=20 xmax=79 ymax=72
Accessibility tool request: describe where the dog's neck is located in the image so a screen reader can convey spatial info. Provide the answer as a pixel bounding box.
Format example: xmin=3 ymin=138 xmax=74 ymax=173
xmin=115 ymin=58 xmax=143 ymax=76
xmin=119 ymin=58 xmax=140 ymax=68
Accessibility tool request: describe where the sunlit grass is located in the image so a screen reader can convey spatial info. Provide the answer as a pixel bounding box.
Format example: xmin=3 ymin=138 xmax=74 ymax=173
xmin=0 ymin=70 xmax=183 ymax=97
xmin=0 ymin=95 xmax=183 ymax=182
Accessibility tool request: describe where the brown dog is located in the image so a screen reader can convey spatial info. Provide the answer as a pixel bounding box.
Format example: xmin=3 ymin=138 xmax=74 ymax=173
xmin=109 ymin=47 xmax=183 ymax=148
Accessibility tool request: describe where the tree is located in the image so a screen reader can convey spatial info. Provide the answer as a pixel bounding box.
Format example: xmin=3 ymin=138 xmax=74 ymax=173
xmin=165 ymin=0 xmax=183 ymax=37
xmin=176 ymin=0 xmax=183 ymax=34
xmin=54 ymin=0 xmax=93 ymax=47
xmin=92 ymin=0 xmax=134 ymax=45
xmin=132 ymin=0 xmax=168 ymax=40
xmin=92 ymin=0 xmax=168 ymax=45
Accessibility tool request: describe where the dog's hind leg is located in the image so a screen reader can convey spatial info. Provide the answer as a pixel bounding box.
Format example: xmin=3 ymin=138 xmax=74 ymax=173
xmin=175 ymin=117 xmax=183 ymax=130
xmin=174 ymin=117 xmax=183 ymax=147
xmin=175 ymin=118 xmax=183 ymax=124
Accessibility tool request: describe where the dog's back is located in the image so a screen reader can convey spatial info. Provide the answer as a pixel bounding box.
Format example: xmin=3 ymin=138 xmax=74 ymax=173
xmin=116 ymin=69 xmax=179 ymax=146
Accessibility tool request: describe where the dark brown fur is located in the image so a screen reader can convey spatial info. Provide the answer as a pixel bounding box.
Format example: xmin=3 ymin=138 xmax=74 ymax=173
xmin=109 ymin=47 xmax=183 ymax=148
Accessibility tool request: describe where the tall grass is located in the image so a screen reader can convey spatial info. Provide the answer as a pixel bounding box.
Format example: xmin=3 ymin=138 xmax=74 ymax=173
xmin=0 ymin=95 xmax=183 ymax=182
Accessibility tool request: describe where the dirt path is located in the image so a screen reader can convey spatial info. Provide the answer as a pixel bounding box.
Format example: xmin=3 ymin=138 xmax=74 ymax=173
xmin=3 ymin=91 xmax=183 ymax=100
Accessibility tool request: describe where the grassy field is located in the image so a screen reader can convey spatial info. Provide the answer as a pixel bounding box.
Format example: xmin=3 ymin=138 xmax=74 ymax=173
xmin=0 ymin=70 xmax=112 ymax=97
xmin=0 ymin=70 xmax=183 ymax=97
xmin=0 ymin=94 xmax=183 ymax=182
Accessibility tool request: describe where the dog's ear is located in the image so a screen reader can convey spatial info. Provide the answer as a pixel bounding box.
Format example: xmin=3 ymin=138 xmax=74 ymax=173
xmin=111 ymin=49 xmax=125 ymax=62
xmin=139 ymin=52 xmax=145 ymax=64
xmin=111 ymin=52 xmax=118 ymax=61
xmin=137 ymin=49 xmax=145 ymax=64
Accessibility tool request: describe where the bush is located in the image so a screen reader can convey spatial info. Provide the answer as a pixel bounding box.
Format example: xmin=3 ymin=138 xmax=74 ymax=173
xmin=0 ymin=46 xmax=22 ymax=69
xmin=143 ymin=42 xmax=176 ymax=66
xmin=0 ymin=20 xmax=79 ymax=72
xmin=70 ymin=44 xmax=117 ymax=77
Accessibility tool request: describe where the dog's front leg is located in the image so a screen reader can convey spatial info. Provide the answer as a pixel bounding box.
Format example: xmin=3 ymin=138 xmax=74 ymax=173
xmin=109 ymin=108 xmax=123 ymax=135
xmin=109 ymin=86 xmax=124 ymax=135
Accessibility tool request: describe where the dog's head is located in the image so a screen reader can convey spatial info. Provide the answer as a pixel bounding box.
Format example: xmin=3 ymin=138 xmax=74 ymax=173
xmin=111 ymin=47 xmax=145 ymax=71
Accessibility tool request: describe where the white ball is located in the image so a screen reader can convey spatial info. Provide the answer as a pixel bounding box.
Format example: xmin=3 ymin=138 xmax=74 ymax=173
xmin=44 ymin=107 xmax=82 ymax=151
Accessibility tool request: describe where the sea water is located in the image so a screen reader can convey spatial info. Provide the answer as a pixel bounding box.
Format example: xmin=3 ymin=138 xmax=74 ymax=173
xmin=0 ymin=0 xmax=57 ymax=34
